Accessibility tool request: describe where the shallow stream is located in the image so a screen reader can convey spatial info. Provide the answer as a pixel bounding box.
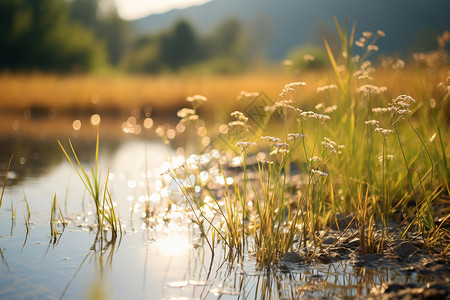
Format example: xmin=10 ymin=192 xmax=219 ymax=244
xmin=0 ymin=124 xmax=432 ymax=299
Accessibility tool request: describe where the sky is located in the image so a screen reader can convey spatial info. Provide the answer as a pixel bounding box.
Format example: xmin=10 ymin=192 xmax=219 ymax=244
xmin=114 ymin=0 xmax=212 ymax=20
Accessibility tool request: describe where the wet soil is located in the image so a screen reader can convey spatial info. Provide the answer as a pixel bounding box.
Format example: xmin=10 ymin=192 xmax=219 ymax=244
xmin=279 ymin=215 xmax=450 ymax=299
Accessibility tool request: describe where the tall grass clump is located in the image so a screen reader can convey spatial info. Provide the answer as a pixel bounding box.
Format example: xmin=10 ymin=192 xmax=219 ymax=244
xmin=160 ymin=19 xmax=450 ymax=266
xmin=58 ymin=129 xmax=122 ymax=241
xmin=50 ymin=194 xmax=65 ymax=245
xmin=321 ymin=19 xmax=449 ymax=253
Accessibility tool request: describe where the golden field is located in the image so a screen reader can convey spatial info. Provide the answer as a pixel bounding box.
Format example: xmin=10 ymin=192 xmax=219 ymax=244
xmin=0 ymin=67 xmax=443 ymax=115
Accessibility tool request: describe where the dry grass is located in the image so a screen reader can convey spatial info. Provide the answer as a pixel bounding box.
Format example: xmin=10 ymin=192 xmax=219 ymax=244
xmin=0 ymin=71 xmax=317 ymax=112
xmin=0 ymin=67 xmax=442 ymax=113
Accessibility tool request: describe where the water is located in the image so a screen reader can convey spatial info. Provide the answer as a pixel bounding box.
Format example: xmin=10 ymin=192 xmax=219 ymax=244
xmin=0 ymin=126 xmax=427 ymax=300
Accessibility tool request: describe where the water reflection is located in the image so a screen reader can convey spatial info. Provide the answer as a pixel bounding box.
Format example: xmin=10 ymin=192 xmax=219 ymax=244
xmin=0 ymin=134 xmax=445 ymax=300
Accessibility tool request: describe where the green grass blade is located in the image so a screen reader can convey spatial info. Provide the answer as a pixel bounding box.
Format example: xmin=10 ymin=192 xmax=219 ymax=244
xmin=1 ymin=154 xmax=14 ymax=208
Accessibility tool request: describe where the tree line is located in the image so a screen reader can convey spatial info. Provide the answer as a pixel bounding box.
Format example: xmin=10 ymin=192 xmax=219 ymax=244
xmin=0 ymin=0 xmax=267 ymax=73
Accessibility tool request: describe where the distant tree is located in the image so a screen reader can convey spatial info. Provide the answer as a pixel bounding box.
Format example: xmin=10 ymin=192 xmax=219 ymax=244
xmin=67 ymin=0 xmax=130 ymax=66
xmin=203 ymin=18 xmax=243 ymax=58
xmin=68 ymin=0 xmax=98 ymax=29
xmin=160 ymin=20 xmax=198 ymax=70
xmin=0 ymin=0 xmax=107 ymax=72
xmin=124 ymin=35 xmax=162 ymax=73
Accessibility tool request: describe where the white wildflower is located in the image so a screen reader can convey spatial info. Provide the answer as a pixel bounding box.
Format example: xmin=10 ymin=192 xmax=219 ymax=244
xmin=375 ymin=127 xmax=393 ymax=138
xmin=287 ymin=133 xmax=307 ymax=142
xmin=367 ymin=45 xmax=379 ymax=52
xmin=377 ymin=30 xmax=386 ymax=37
xmin=186 ymin=94 xmax=207 ymax=104
xmin=356 ymin=84 xmax=387 ymax=96
xmin=237 ymin=91 xmax=259 ymax=100
xmin=177 ymin=108 xmax=196 ymax=118
xmin=362 ymin=31 xmax=373 ymax=39
xmin=365 ymin=120 xmax=380 ymax=127
xmin=311 ymin=169 xmax=328 ymax=177
xmin=236 ymin=142 xmax=256 ymax=153
xmin=392 ymin=59 xmax=405 ymax=70
xmin=261 ymin=136 xmax=281 ymax=144
xmin=324 ymin=105 xmax=338 ymax=113
xmin=230 ymin=111 xmax=248 ymax=123
xmin=317 ymin=84 xmax=338 ymax=93
xmin=378 ymin=154 xmax=394 ymax=163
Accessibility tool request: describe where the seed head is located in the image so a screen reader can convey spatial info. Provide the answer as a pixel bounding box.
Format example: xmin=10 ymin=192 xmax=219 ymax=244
xmin=261 ymin=136 xmax=281 ymax=144
xmin=311 ymin=169 xmax=328 ymax=177
xmin=367 ymin=45 xmax=379 ymax=52
xmin=317 ymin=84 xmax=338 ymax=93
xmin=237 ymin=91 xmax=259 ymax=100
xmin=274 ymin=142 xmax=289 ymax=149
xmin=392 ymin=95 xmax=415 ymax=105
xmin=287 ymin=133 xmax=307 ymax=142
xmin=378 ymin=154 xmax=394 ymax=163
xmin=365 ymin=120 xmax=380 ymax=127
xmin=375 ymin=127 xmax=393 ymax=138
xmin=356 ymin=84 xmax=387 ymax=96
xmin=324 ymin=105 xmax=338 ymax=113
xmin=186 ymin=94 xmax=207 ymax=104
xmin=300 ymin=111 xmax=330 ymax=124
xmin=392 ymin=59 xmax=405 ymax=70
xmin=177 ymin=108 xmax=196 ymax=118
xmin=236 ymin=142 xmax=256 ymax=153
xmin=362 ymin=31 xmax=373 ymax=39
xmin=230 ymin=111 xmax=248 ymax=123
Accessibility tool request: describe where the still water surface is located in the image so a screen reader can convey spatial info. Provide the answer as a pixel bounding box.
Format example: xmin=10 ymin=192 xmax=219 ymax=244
xmin=0 ymin=135 xmax=418 ymax=299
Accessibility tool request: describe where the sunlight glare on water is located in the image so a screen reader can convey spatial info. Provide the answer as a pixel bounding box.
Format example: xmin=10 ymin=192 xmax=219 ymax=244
xmin=156 ymin=234 xmax=190 ymax=256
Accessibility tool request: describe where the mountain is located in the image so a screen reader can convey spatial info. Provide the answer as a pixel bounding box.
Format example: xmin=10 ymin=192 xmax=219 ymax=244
xmin=132 ymin=0 xmax=450 ymax=59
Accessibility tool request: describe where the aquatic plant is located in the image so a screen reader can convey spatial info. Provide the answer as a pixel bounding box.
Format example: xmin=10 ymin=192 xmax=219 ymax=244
xmin=58 ymin=129 xmax=122 ymax=241
xmin=157 ymin=20 xmax=450 ymax=266
xmin=0 ymin=154 xmax=13 ymax=208
xmin=49 ymin=194 xmax=65 ymax=245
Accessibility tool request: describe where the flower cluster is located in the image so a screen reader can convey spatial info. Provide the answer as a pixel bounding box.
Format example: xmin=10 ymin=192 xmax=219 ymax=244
xmin=356 ymin=84 xmax=387 ymax=97
xmin=261 ymin=136 xmax=281 ymax=144
xmin=375 ymin=127 xmax=393 ymax=139
xmin=317 ymin=84 xmax=337 ymax=93
xmin=177 ymin=108 xmax=199 ymax=124
xmin=186 ymin=94 xmax=207 ymax=110
xmin=378 ymin=154 xmax=394 ymax=163
xmin=279 ymin=82 xmax=306 ymax=100
xmin=367 ymin=45 xmax=379 ymax=52
xmin=270 ymin=142 xmax=289 ymax=156
xmin=287 ymin=133 xmax=307 ymax=143
xmin=237 ymin=91 xmax=260 ymax=101
xmin=236 ymin=142 xmax=256 ymax=153
xmin=392 ymin=59 xmax=405 ymax=70
xmin=228 ymin=111 xmax=249 ymax=129
xmin=272 ymin=100 xmax=298 ymax=114
xmin=321 ymin=137 xmax=344 ymax=154
xmin=353 ymin=61 xmax=375 ymax=80
xmin=230 ymin=111 xmax=248 ymax=122
xmin=300 ymin=111 xmax=331 ymax=124
xmin=365 ymin=120 xmax=380 ymax=127
xmin=388 ymin=94 xmax=416 ymax=119
xmin=311 ymin=169 xmax=328 ymax=177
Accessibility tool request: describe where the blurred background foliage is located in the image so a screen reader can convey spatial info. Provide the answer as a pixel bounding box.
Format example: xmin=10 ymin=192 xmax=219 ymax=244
xmin=0 ymin=0 xmax=448 ymax=74
xmin=0 ymin=0 xmax=263 ymax=73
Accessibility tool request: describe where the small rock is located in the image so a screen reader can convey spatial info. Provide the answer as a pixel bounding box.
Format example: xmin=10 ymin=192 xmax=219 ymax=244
xmin=345 ymin=237 xmax=360 ymax=249
xmin=382 ymin=282 xmax=406 ymax=293
xmin=423 ymin=288 xmax=448 ymax=299
xmin=280 ymin=251 xmax=302 ymax=263
xmin=399 ymin=267 xmax=415 ymax=275
xmin=393 ymin=242 xmax=419 ymax=258
xmin=322 ymin=237 xmax=337 ymax=245
xmin=316 ymin=253 xmax=332 ymax=264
